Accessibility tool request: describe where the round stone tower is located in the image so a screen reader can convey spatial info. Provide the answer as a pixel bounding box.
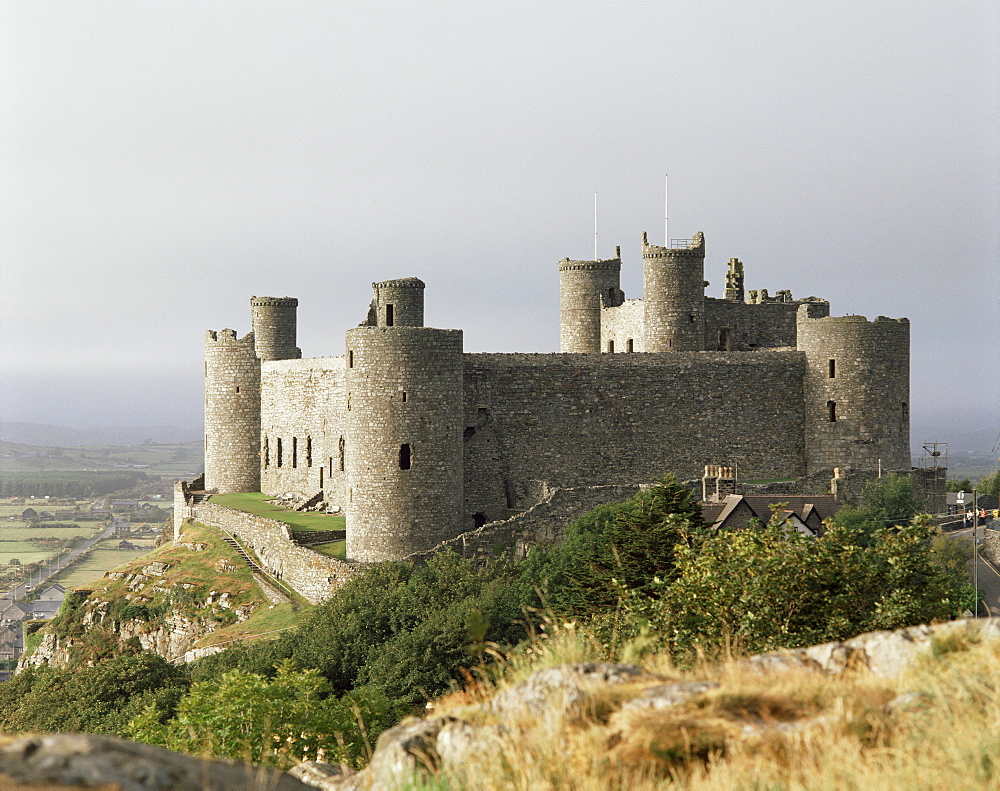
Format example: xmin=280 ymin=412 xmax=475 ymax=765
xmin=204 ymin=329 xmax=261 ymax=493
xmin=343 ymin=281 xmax=464 ymax=562
xmin=558 ymin=255 xmax=622 ymax=353
xmin=372 ymin=277 xmax=425 ymax=327
xmin=642 ymin=231 xmax=706 ymax=352
xmin=797 ymin=306 xmax=910 ymax=475
xmin=250 ymin=296 xmax=300 ymax=361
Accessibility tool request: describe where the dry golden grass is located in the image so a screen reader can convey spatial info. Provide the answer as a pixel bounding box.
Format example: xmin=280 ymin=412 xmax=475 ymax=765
xmin=423 ymin=622 xmax=1000 ymax=791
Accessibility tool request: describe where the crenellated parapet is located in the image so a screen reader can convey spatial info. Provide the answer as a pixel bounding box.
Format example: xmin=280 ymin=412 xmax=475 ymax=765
xmin=251 ymin=296 xmax=300 ymax=361
xmin=371 ymin=277 xmax=425 ymax=328
xmin=643 ymin=231 xmax=706 ymax=351
xmin=558 ymin=255 xmax=623 ymax=353
xmin=204 ymin=326 xmax=262 ymax=494
xmin=797 ymin=309 xmax=910 ymax=475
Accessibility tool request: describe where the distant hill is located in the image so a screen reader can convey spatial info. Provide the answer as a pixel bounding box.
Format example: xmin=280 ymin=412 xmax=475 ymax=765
xmin=0 ymin=422 xmax=202 ymax=447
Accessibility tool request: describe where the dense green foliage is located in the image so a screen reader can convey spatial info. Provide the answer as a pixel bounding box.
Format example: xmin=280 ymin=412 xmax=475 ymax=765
xmin=827 ymin=473 xmax=926 ymax=541
xmin=127 ymin=662 xmax=395 ymax=769
xmin=523 ymin=476 xmax=704 ymax=614
xmin=1 ymin=472 xmax=974 ymax=772
xmin=0 ymin=470 xmax=149 ymax=498
xmin=0 ymin=654 xmax=188 ymax=735
xmin=645 ymin=518 xmax=969 ymax=656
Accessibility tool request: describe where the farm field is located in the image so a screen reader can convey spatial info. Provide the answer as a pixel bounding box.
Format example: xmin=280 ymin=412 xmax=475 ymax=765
xmin=0 ymin=541 xmax=59 ymax=565
xmin=1 ymin=440 xmax=202 ymax=478
xmin=51 ymin=541 xmax=155 ymax=589
xmin=0 ymin=524 xmax=101 ymax=541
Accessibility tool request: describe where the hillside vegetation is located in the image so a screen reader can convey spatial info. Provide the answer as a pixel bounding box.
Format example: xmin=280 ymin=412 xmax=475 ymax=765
xmin=0 ymin=473 xmax=977 ymax=780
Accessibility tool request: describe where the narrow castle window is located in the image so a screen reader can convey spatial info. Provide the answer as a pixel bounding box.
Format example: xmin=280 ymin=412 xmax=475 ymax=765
xmin=276 ymin=438 xmax=283 ymax=467
xmin=401 ymin=391 xmax=407 ymax=402
xmin=329 ymin=456 xmax=334 ymax=476
xmin=607 ymin=288 xmax=614 ymax=303
xmin=386 ymin=304 xmax=394 ymax=326
xmin=608 ymin=340 xmax=615 ymax=353
xmin=473 ymin=512 xmax=487 ymax=528
xmin=399 ymin=443 xmax=412 ymax=470
xmin=338 ymin=436 xmax=345 ymax=471
xmin=292 ymin=437 xmax=298 ymax=468
xmin=627 ymin=338 xmax=634 ymax=353
xmin=348 ymin=350 xmax=354 ymax=368
xmin=689 ymin=314 xmax=696 ymax=323
xmin=718 ymin=328 xmax=731 ymax=351
xmin=319 ymin=467 xmax=323 ymax=488
xmin=827 ymin=401 xmax=837 ymax=422
xmin=305 ymin=436 xmax=312 ymax=467
xmin=263 ymin=436 xmax=269 ymax=467
xmin=235 ymin=386 xmax=240 ymax=393
xmin=828 ymin=359 xmax=836 ymax=378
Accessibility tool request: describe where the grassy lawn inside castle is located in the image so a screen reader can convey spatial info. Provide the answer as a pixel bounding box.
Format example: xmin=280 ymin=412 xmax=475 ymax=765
xmin=208 ymin=492 xmax=346 ymax=560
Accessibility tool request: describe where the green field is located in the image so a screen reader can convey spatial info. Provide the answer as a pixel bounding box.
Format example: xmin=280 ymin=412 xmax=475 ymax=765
xmin=209 ymin=493 xmax=346 ymax=532
xmin=51 ymin=543 xmax=155 ymax=589
xmin=0 ymin=440 xmax=202 ymax=478
xmin=0 ymin=543 xmax=59 ymax=565
xmin=0 ymin=525 xmax=101 ymax=541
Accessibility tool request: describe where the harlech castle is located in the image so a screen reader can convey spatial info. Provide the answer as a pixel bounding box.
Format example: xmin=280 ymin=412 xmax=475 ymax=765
xmin=197 ymin=229 xmax=910 ymax=563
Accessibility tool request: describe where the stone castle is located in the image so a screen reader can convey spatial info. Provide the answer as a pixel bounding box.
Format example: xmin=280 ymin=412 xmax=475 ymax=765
xmin=199 ymin=229 xmax=910 ymax=563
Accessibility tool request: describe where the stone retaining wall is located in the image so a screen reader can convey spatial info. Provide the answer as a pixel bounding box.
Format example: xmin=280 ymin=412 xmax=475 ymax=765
xmin=405 ymin=483 xmax=641 ymax=563
xmin=194 ymin=501 xmax=357 ymax=604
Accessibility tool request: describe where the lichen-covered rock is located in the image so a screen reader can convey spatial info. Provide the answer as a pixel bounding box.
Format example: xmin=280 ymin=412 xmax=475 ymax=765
xmin=0 ymin=733 xmax=313 ymax=791
xmin=490 ymin=661 xmax=654 ymax=720
xmin=744 ymin=617 xmax=1000 ymax=678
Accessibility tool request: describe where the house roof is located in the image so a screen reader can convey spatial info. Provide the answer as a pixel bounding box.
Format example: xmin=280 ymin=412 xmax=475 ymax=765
xmin=701 ymin=494 xmax=840 ymax=535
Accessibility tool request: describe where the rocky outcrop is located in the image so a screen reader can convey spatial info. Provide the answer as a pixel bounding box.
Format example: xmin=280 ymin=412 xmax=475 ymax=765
xmin=20 ymin=593 xmax=256 ymax=670
xmin=0 ymin=733 xmax=312 ymax=791
xmin=291 ymin=617 xmax=1000 ymax=790
xmin=5 ymin=618 xmax=998 ymax=789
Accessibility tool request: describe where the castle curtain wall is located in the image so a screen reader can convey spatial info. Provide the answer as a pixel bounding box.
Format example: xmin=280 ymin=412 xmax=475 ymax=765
xmin=259 ymin=358 xmax=347 ymax=506
xmin=461 ymin=351 xmax=807 ymax=522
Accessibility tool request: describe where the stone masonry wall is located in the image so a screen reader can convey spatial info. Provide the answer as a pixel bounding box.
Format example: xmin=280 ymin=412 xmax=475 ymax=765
xmin=798 ymin=311 xmax=910 ymax=474
xmin=461 ymin=350 xmax=806 ymax=524
xmin=600 ymin=299 xmax=645 ymax=353
xmin=703 ymin=298 xmax=828 ymax=351
xmin=204 ymin=330 xmax=260 ymax=493
xmin=260 ymin=357 xmax=347 ymax=508
xmin=345 ymin=326 xmax=465 ymax=562
xmin=195 ymin=501 xmax=356 ymax=604
xmin=558 ymin=259 xmax=622 ymax=353
xmin=406 ymin=483 xmax=641 ymax=562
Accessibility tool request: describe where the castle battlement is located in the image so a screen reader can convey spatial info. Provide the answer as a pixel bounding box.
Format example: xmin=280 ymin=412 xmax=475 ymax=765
xmin=205 ymin=328 xmax=254 ymax=344
xmin=202 ymin=220 xmax=910 ymax=564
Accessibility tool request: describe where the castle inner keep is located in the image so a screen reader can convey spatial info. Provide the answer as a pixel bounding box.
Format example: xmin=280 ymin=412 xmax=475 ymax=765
xmin=203 ymin=231 xmax=910 ymax=562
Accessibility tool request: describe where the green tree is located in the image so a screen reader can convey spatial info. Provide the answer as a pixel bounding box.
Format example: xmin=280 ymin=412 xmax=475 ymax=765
xmin=831 ymin=473 xmax=926 ymax=542
xmin=649 ymin=517 xmax=968 ymax=659
xmin=976 ymin=470 xmax=1000 ymax=499
xmin=523 ymin=474 xmax=705 ymax=615
xmin=128 ymin=662 xmax=393 ymax=769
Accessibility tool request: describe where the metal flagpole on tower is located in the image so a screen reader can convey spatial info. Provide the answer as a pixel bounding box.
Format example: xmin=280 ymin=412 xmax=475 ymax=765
xmin=664 ymin=173 xmax=669 ymax=246
xmin=594 ymin=192 xmax=598 ymax=260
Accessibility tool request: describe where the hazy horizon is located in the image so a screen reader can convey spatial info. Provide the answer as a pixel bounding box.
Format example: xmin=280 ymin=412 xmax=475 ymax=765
xmin=2 ymin=2 xmax=998 ymax=446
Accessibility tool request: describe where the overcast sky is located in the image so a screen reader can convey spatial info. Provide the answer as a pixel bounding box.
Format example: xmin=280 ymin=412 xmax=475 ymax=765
xmin=1 ymin=1 xmax=997 ymax=443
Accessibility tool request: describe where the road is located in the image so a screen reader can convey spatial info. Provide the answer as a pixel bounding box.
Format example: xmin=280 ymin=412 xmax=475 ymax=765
xmin=1 ymin=523 xmax=115 ymax=603
xmin=949 ymin=524 xmax=1000 ymax=617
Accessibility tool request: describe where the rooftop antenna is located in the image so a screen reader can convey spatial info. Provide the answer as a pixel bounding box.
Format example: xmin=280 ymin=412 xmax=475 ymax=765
xmin=594 ymin=191 xmax=598 ymax=260
xmin=664 ymin=173 xmax=669 ymax=246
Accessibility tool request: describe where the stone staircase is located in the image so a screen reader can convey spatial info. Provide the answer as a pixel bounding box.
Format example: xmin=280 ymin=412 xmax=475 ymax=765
xmin=220 ymin=536 xmax=264 ymax=575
